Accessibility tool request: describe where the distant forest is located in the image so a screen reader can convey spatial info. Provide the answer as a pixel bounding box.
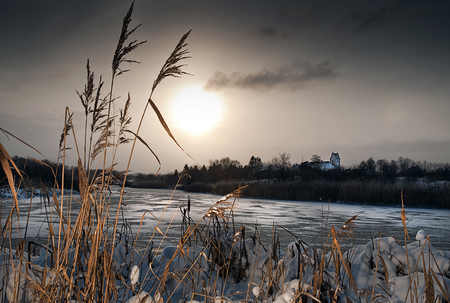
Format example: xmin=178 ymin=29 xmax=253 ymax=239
xmin=127 ymin=153 xmax=450 ymax=208
xmin=1 ymin=154 xmax=450 ymax=208
xmin=0 ymin=156 xmax=122 ymax=193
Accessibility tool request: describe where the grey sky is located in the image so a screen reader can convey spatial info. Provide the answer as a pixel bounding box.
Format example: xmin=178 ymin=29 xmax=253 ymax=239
xmin=1 ymin=0 xmax=450 ymax=173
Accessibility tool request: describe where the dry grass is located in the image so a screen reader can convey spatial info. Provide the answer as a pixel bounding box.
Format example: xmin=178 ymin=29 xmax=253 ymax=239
xmin=1 ymin=1 xmax=191 ymax=302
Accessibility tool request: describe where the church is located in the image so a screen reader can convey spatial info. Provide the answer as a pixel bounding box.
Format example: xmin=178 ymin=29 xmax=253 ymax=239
xmin=308 ymin=152 xmax=340 ymax=170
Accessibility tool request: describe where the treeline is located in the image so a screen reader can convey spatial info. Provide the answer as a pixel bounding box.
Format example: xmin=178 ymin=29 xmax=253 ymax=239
xmin=0 ymin=156 xmax=119 ymax=192
xmin=202 ymin=179 xmax=450 ymax=209
xmin=3 ymin=155 xmax=450 ymax=208
xmin=0 ymin=156 xmax=67 ymax=190
xmin=173 ymin=154 xmax=450 ymax=187
xmin=126 ymin=154 xmax=450 ymax=208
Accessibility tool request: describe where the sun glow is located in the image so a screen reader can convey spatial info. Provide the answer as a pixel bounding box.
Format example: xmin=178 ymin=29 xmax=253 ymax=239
xmin=171 ymin=86 xmax=224 ymax=135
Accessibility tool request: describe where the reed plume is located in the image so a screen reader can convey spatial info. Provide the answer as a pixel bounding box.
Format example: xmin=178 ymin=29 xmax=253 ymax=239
xmin=112 ymin=1 xmax=146 ymax=77
xmin=77 ymin=60 xmax=95 ymax=169
xmin=151 ymin=30 xmax=192 ymax=93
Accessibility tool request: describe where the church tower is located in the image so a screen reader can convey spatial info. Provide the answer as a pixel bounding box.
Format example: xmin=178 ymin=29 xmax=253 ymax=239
xmin=330 ymin=152 xmax=340 ymax=168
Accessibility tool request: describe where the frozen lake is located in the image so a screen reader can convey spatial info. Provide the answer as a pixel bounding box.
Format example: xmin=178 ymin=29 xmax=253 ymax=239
xmin=1 ymin=187 xmax=449 ymax=251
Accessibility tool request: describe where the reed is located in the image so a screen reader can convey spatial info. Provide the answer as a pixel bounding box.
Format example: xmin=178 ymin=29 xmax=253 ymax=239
xmin=1 ymin=1 xmax=191 ymax=301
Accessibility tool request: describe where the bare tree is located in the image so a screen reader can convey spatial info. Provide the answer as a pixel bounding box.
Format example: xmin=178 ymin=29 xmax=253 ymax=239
xmin=311 ymin=154 xmax=322 ymax=162
xmin=272 ymin=152 xmax=292 ymax=170
xmin=367 ymin=157 xmax=375 ymax=172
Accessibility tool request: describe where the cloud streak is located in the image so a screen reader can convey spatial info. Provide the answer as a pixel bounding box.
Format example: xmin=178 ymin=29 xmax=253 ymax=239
xmin=334 ymin=2 xmax=405 ymax=33
xmin=252 ymin=25 xmax=290 ymax=40
xmin=204 ymin=60 xmax=338 ymax=92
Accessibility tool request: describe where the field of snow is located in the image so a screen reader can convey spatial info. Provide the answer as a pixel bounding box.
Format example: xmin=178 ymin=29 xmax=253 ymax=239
xmin=0 ymin=188 xmax=449 ymax=302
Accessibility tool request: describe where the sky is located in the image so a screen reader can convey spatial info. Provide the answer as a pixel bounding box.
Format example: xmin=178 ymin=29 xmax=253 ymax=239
xmin=1 ymin=0 xmax=450 ymax=174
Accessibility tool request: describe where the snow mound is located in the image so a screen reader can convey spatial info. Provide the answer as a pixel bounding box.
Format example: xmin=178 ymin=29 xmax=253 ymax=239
xmin=0 ymin=229 xmax=448 ymax=302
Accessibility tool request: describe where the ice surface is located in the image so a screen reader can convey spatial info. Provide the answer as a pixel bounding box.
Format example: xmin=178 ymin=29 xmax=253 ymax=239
xmin=3 ymin=188 xmax=449 ymax=250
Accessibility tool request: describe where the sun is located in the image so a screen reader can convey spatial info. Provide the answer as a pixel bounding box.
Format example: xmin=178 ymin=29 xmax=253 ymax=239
xmin=171 ymin=86 xmax=224 ymax=135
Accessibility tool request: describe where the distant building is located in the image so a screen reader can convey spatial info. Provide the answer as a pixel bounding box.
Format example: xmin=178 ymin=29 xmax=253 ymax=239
xmin=309 ymin=152 xmax=340 ymax=171
xmin=258 ymin=165 xmax=280 ymax=172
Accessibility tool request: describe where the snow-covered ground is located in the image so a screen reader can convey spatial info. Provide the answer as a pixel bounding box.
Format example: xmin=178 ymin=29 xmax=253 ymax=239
xmin=122 ymin=230 xmax=450 ymax=303
xmin=1 ymin=225 xmax=449 ymax=302
xmin=0 ymin=187 xmax=75 ymax=200
xmin=0 ymin=188 xmax=449 ymax=302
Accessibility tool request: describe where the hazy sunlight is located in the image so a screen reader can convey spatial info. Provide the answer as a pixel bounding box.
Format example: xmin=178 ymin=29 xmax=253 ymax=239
xmin=171 ymin=86 xmax=224 ymax=135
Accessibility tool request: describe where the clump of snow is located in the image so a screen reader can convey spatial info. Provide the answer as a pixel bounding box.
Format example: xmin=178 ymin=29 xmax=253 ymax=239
xmin=130 ymin=265 xmax=139 ymax=285
xmin=0 ymin=260 xmax=38 ymax=302
xmin=0 ymin=225 xmax=449 ymax=302
xmin=125 ymin=291 xmax=152 ymax=303
xmin=416 ymin=229 xmax=427 ymax=241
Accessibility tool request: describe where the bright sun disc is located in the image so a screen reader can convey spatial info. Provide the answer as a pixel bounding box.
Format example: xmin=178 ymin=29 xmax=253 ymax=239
xmin=171 ymin=86 xmax=224 ymax=135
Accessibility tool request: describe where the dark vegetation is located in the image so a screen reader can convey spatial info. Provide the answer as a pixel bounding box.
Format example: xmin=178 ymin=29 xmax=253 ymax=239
xmin=127 ymin=154 xmax=450 ymax=208
xmin=0 ymin=156 xmax=115 ymax=192
xmin=2 ymin=154 xmax=450 ymax=208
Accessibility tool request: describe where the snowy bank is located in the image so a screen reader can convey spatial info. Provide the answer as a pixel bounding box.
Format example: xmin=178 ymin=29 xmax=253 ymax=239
xmin=0 ymin=187 xmax=77 ymax=200
xmin=0 ymin=227 xmax=448 ymax=303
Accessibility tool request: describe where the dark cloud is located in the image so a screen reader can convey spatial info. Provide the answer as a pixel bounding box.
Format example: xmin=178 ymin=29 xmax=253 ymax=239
xmin=334 ymin=2 xmax=405 ymax=33
xmin=275 ymin=1 xmax=328 ymax=29
xmin=253 ymin=25 xmax=290 ymax=40
xmin=204 ymin=60 xmax=338 ymax=92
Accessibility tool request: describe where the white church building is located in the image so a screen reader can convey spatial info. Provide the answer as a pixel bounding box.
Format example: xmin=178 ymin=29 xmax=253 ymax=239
xmin=309 ymin=152 xmax=340 ymax=170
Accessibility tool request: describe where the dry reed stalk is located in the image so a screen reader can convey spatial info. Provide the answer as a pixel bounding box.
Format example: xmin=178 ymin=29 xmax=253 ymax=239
xmin=41 ymin=2 xmax=190 ymax=300
xmin=160 ymin=188 xmax=243 ymax=298
xmin=166 ymin=248 xmax=210 ymax=302
xmin=109 ymin=31 xmax=193 ymax=297
xmin=331 ymin=226 xmax=358 ymax=295
xmin=427 ymin=245 xmax=450 ymax=302
xmin=245 ymin=239 xmax=263 ymax=301
xmin=337 ymin=214 xmax=358 ymax=239
xmin=0 ymin=142 xmax=22 ymax=216
xmin=399 ymin=189 xmax=416 ymax=303
xmin=369 ymin=232 xmax=383 ymax=302
xmin=101 ymin=1 xmax=146 ymax=189
xmin=141 ymin=186 xmax=248 ymax=302
xmin=77 ymin=59 xmax=95 ymax=170
xmin=0 ymin=127 xmax=47 ymax=161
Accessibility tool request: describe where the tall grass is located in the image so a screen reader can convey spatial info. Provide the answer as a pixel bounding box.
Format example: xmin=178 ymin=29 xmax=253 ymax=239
xmin=1 ymin=1 xmax=191 ymax=301
xmin=1 ymin=2 xmax=449 ymax=302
